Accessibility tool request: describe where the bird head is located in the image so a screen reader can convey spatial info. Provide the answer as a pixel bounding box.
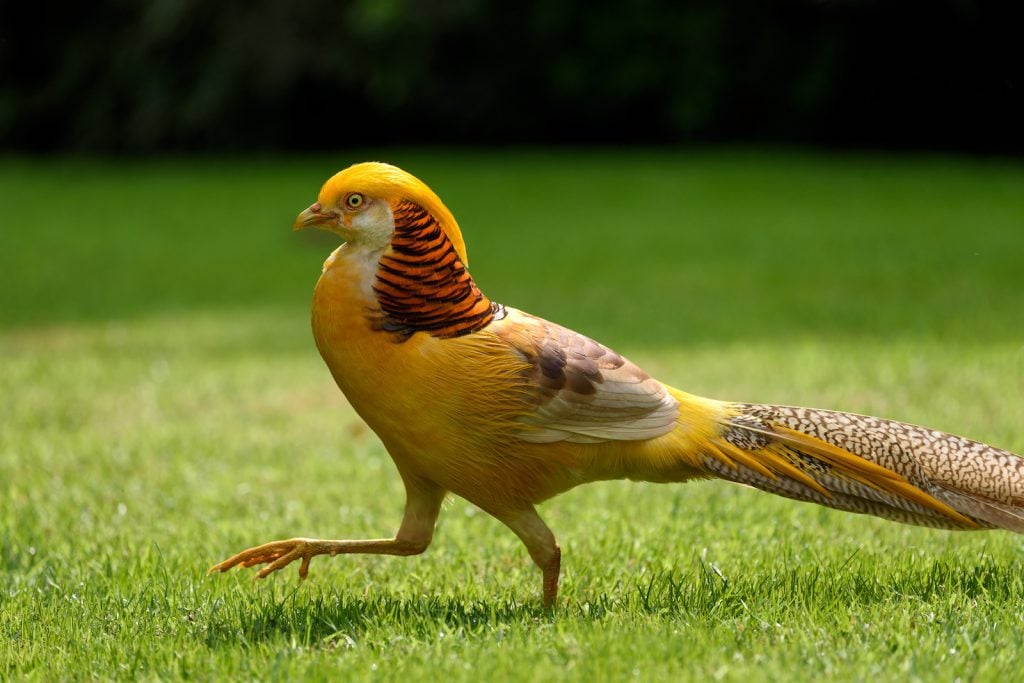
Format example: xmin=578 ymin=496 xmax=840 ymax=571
xmin=293 ymin=162 xmax=469 ymax=265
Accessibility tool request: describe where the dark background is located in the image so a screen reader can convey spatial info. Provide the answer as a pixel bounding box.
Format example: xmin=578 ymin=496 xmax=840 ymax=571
xmin=2 ymin=0 xmax=1022 ymax=154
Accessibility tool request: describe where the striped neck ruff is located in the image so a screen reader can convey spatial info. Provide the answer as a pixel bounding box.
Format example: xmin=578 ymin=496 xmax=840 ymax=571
xmin=371 ymin=200 xmax=505 ymax=341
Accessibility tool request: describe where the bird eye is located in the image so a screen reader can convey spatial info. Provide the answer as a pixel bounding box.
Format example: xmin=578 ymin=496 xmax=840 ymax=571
xmin=345 ymin=193 xmax=365 ymax=209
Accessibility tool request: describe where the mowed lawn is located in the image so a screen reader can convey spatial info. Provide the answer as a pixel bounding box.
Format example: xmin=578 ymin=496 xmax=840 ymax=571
xmin=2 ymin=151 xmax=1024 ymax=680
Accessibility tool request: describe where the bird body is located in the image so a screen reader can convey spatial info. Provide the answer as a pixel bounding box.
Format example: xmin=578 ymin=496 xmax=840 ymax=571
xmin=311 ymin=242 xmax=720 ymax=508
xmin=213 ymin=162 xmax=1024 ymax=605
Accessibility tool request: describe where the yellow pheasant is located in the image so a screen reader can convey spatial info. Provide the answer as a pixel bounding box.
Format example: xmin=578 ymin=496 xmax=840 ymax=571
xmin=212 ymin=162 xmax=1024 ymax=606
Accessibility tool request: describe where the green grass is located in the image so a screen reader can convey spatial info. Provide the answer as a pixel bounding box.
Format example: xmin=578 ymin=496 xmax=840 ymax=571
xmin=2 ymin=150 xmax=1024 ymax=680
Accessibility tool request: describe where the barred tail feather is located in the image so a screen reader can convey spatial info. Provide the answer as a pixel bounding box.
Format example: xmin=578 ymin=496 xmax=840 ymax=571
xmin=703 ymin=403 xmax=1024 ymax=532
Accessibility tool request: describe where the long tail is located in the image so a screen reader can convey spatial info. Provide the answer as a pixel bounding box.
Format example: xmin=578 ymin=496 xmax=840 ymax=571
xmin=700 ymin=402 xmax=1024 ymax=532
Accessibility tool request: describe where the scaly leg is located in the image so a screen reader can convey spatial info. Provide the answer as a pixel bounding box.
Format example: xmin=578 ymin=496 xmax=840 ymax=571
xmin=498 ymin=507 xmax=561 ymax=607
xmin=210 ymin=483 xmax=445 ymax=579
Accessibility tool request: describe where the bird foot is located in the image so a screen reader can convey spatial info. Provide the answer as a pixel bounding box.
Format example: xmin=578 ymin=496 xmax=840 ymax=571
xmin=210 ymin=537 xmax=327 ymax=579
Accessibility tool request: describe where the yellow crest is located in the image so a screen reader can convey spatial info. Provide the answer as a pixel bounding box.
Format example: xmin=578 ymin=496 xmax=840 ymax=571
xmin=317 ymin=162 xmax=470 ymax=265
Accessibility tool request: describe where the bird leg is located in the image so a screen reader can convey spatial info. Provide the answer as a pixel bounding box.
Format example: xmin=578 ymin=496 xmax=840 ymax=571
xmin=498 ymin=507 xmax=561 ymax=607
xmin=210 ymin=484 xmax=445 ymax=579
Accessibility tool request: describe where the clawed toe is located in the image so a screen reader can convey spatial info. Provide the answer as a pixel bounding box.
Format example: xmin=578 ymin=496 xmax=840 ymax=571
xmin=210 ymin=538 xmax=318 ymax=578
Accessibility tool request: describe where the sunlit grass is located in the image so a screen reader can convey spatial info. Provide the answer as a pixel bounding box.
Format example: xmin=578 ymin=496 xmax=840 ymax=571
xmin=2 ymin=151 xmax=1023 ymax=679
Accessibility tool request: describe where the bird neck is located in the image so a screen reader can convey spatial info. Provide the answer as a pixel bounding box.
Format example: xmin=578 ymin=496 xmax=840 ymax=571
xmin=371 ymin=199 xmax=505 ymax=341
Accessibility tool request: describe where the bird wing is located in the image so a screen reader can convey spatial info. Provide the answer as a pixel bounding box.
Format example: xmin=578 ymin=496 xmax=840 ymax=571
xmin=489 ymin=310 xmax=679 ymax=443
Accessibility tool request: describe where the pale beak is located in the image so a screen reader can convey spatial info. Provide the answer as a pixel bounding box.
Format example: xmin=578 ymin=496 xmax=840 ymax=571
xmin=293 ymin=202 xmax=338 ymax=231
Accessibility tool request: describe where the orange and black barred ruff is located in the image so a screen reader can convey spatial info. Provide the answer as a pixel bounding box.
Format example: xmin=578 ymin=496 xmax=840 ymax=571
xmin=372 ymin=200 xmax=505 ymax=341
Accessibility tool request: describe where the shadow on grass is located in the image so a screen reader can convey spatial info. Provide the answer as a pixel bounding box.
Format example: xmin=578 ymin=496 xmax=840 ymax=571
xmin=200 ymin=553 xmax=1024 ymax=650
xmin=201 ymin=587 xmax=552 ymax=649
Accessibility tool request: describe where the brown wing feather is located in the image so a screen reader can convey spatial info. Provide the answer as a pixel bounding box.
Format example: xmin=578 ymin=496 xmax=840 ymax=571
xmin=490 ymin=310 xmax=679 ymax=443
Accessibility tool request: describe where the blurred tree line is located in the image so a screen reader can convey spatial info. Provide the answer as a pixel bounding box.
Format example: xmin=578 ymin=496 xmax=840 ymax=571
xmin=1 ymin=0 xmax=1020 ymax=153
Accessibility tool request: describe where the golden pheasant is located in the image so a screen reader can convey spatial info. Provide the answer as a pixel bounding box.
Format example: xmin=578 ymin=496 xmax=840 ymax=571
xmin=212 ymin=162 xmax=1024 ymax=606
